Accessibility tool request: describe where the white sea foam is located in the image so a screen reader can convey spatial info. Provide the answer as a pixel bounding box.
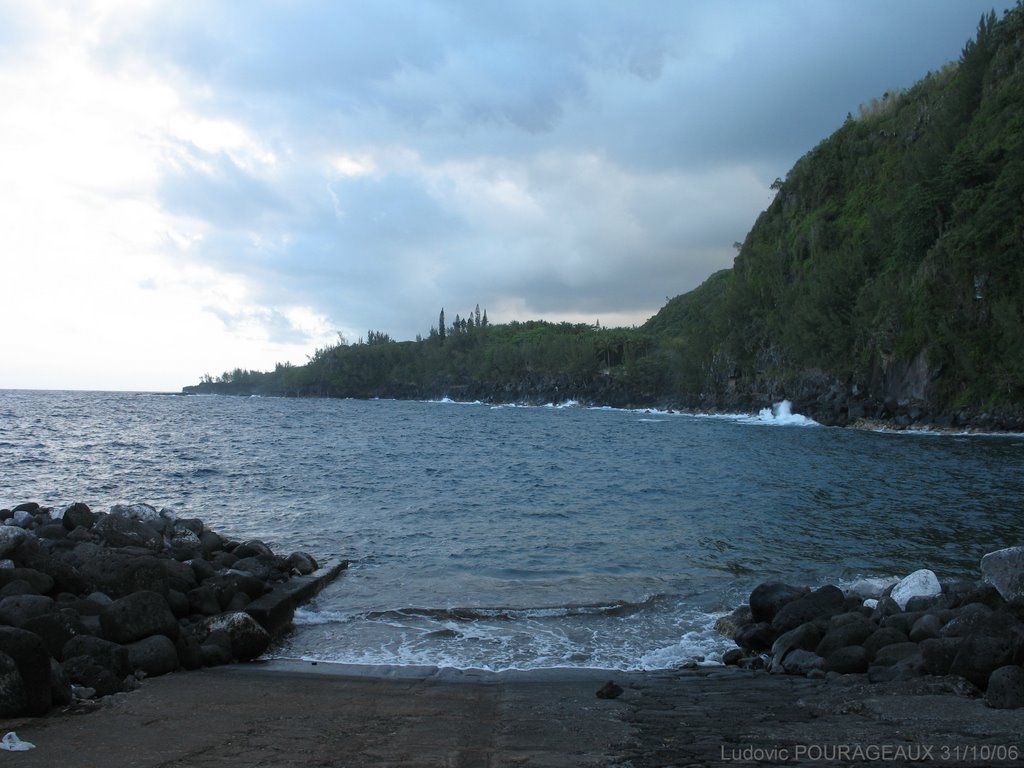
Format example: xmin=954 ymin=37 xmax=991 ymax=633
xmin=749 ymin=400 xmax=819 ymax=426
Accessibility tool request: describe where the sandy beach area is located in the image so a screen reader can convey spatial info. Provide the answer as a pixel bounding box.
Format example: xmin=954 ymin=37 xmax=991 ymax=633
xmin=1 ymin=661 xmax=1022 ymax=767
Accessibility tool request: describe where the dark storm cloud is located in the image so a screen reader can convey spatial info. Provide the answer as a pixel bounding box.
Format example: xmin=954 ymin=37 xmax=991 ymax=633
xmin=95 ymin=0 xmax=1016 ymax=340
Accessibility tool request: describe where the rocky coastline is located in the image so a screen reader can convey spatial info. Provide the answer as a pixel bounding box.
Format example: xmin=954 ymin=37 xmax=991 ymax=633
xmin=717 ymin=545 xmax=1024 ymax=710
xmin=0 ymin=500 xmax=346 ymax=718
xmin=181 ymin=373 xmax=1024 ymax=433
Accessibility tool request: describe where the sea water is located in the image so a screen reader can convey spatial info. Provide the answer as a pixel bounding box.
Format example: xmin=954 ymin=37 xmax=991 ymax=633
xmin=2 ymin=389 xmax=1024 ymax=671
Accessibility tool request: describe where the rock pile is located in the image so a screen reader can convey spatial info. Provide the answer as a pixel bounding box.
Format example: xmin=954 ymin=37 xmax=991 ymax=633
xmin=0 ymin=501 xmax=346 ymax=717
xmin=721 ymin=548 xmax=1024 ymax=709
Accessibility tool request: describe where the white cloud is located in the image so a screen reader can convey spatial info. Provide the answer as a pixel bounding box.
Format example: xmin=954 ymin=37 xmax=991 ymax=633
xmin=0 ymin=0 xmax=1014 ymax=390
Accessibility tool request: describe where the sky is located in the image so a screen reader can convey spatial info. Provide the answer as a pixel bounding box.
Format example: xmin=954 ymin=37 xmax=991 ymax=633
xmin=0 ymin=0 xmax=1013 ymax=391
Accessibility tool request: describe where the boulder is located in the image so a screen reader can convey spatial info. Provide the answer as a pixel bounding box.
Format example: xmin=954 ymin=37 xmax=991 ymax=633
xmin=126 ymin=635 xmax=179 ymax=677
xmin=231 ymin=555 xmax=281 ymax=582
xmin=890 ymin=569 xmax=942 ymax=610
xmin=201 ymin=612 xmax=271 ymax=661
xmin=0 ymin=580 xmax=35 ymax=598
xmin=986 ymin=665 xmax=1024 ymax=709
xmin=109 ymin=503 xmax=162 ymax=523
xmin=920 ymin=637 xmax=963 ymax=676
xmin=0 ymin=626 xmax=52 ymax=715
xmin=868 ymin=654 xmax=926 ymax=683
xmin=843 ymin=577 xmax=898 ymax=600
xmin=715 ymin=605 xmax=753 ymax=638
xmin=0 ymin=594 xmax=54 ymax=627
xmin=233 ymin=540 xmax=274 ymax=559
xmin=0 ymin=528 xmax=29 ymax=559
xmin=62 ymin=502 xmax=96 ymax=531
xmin=872 ymin=642 xmax=920 ymax=667
xmin=771 ymin=622 xmax=823 ymax=667
xmin=92 ymin=515 xmax=163 ymax=551
xmin=49 ymin=658 xmax=72 ymax=707
xmin=62 ymin=635 xmax=130 ymax=679
xmin=781 ymin=649 xmax=825 ymax=676
xmin=825 ymin=645 xmax=869 ymax=674
xmin=771 ymin=585 xmax=845 ymax=633
xmin=815 ymin=616 xmax=876 ymax=658
xmin=78 ymin=552 xmax=170 ymax=597
xmin=21 ymin=611 xmax=83 ymax=659
xmin=0 ymin=651 xmax=26 ymax=717
xmin=188 ymin=585 xmax=222 ymax=616
xmin=939 ymin=603 xmax=999 ymax=638
xmin=749 ymin=581 xmax=808 ymax=623
xmin=286 ymin=552 xmax=318 ymax=575
xmin=908 ymin=613 xmax=944 ymax=643
xmin=950 ymin=632 xmax=1014 ymax=689
xmin=61 ymin=655 xmax=123 ymax=697
xmin=981 ymin=545 xmax=1024 ymax=602
xmin=863 ymin=627 xmax=910 ymax=661
xmin=100 ymin=591 xmax=179 ymax=644
xmin=733 ymin=622 xmax=775 ymax=652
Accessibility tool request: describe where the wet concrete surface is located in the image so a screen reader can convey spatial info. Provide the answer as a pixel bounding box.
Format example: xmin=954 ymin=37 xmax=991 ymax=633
xmin=1 ymin=662 xmax=1022 ymax=767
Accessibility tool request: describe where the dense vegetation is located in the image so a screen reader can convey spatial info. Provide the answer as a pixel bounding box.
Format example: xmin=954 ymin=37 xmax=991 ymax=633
xmin=187 ymin=6 xmax=1024 ymax=427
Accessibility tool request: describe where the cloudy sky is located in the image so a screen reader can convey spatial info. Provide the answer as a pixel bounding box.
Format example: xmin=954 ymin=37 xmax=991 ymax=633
xmin=1 ymin=1 xmax=1011 ymax=391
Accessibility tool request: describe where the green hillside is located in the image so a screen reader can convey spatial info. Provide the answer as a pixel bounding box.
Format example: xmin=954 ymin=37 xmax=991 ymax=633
xmin=187 ymin=6 xmax=1024 ymax=428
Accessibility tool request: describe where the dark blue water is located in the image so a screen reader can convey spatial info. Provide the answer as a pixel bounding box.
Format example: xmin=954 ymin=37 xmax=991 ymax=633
xmin=2 ymin=389 xmax=1024 ymax=670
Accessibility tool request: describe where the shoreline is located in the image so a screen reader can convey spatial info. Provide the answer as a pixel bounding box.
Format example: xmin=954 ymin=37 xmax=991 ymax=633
xmin=4 ymin=660 xmax=1023 ymax=767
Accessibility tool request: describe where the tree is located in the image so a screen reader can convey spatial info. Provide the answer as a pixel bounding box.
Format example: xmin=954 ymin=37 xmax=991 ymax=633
xmin=438 ymin=308 xmax=446 ymax=343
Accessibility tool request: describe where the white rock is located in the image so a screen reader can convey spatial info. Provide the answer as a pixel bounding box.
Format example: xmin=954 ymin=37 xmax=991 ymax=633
xmin=845 ymin=577 xmax=899 ymax=600
xmin=110 ymin=503 xmax=160 ymax=522
xmin=0 ymin=528 xmax=28 ymax=559
xmin=981 ymin=545 xmax=1024 ymax=602
xmin=890 ymin=569 xmax=942 ymax=610
xmin=863 ymin=598 xmax=879 ymax=609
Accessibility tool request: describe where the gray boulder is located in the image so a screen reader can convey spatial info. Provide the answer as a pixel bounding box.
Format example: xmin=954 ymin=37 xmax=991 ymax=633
xmin=920 ymin=637 xmax=963 ymax=676
xmin=986 ymin=665 xmax=1024 ymax=709
xmin=93 ymin=515 xmax=163 ymax=551
xmin=781 ymin=649 xmax=825 ymax=676
xmin=286 ymin=552 xmax=318 ymax=575
xmin=126 ymin=635 xmax=179 ymax=677
xmin=62 ymin=635 xmax=130 ymax=679
xmin=733 ymin=622 xmax=775 ymax=652
xmin=0 ymin=651 xmax=26 ymax=716
xmin=950 ymin=632 xmax=1014 ymax=689
xmin=825 ymin=645 xmax=869 ymax=674
xmin=62 ymin=502 xmax=96 ymax=531
xmin=201 ymin=612 xmax=271 ymax=661
xmin=981 ymin=545 xmax=1024 ymax=602
xmin=771 ymin=585 xmax=845 ymax=633
xmin=61 ymin=655 xmax=123 ymax=697
xmin=749 ymin=581 xmax=808 ymax=623
xmin=771 ymin=621 xmax=823 ymax=667
xmin=863 ymin=627 xmax=909 ymax=661
xmin=0 ymin=528 xmax=29 ymax=559
xmin=0 ymin=626 xmax=52 ymax=715
xmin=908 ymin=613 xmax=944 ymax=642
xmin=0 ymin=594 xmax=54 ymax=627
xmin=100 ymin=590 xmax=179 ymax=644
xmin=872 ymin=641 xmax=920 ymax=667
xmin=815 ymin=616 xmax=876 ymax=657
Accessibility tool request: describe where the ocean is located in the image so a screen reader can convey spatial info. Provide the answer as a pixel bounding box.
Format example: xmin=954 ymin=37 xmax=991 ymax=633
xmin=2 ymin=389 xmax=1024 ymax=671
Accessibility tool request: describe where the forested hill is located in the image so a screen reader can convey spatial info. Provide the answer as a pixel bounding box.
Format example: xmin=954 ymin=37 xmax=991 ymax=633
xmin=185 ymin=6 xmax=1024 ymax=430
xmin=648 ymin=4 xmax=1024 ymax=428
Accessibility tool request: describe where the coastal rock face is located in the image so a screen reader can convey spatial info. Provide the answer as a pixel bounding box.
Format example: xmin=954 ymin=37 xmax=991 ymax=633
xmin=724 ymin=555 xmax=1024 ymax=695
xmin=0 ymin=499 xmax=348 ymax=718
xmin=981 ymin=546 xmax=1024 ymax=602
